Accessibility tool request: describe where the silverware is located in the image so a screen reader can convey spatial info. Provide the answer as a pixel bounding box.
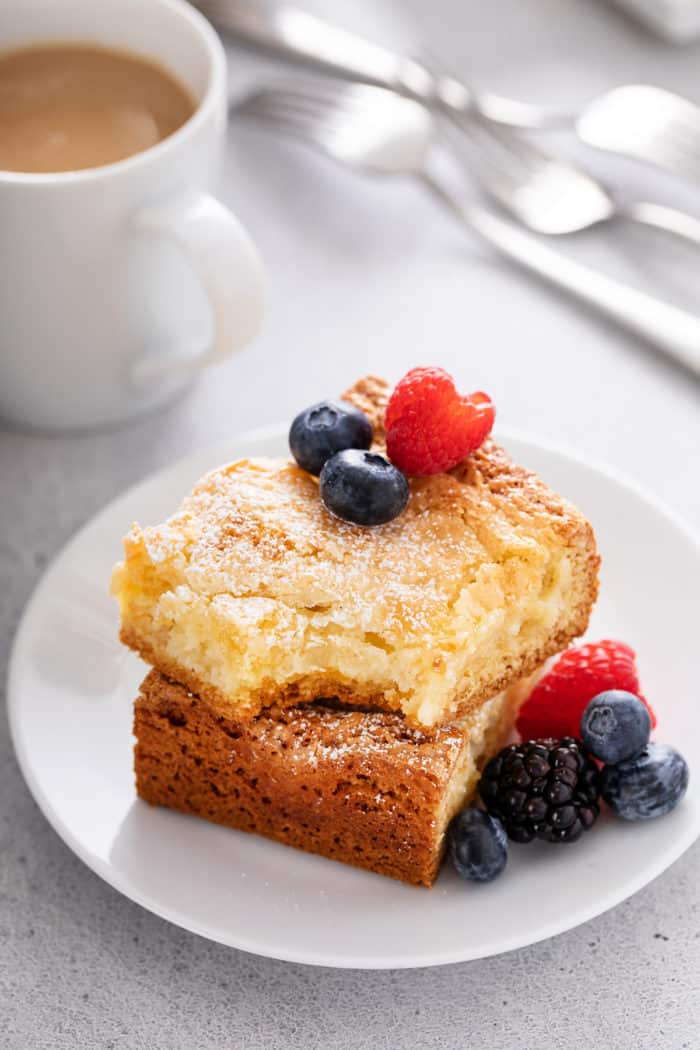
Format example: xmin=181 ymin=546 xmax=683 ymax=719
xmin=199 ymin=0 xmax=558 ymax=128
xmin=447 ymin=118 xmax=700 ymax=244
xmin=202 ymin=0 xmax=700 ymax=245
xmin=608 ymin=0 xmax=700 ymax=44
xmin=576 ymin=85 xmax=700 ymax=182
xmin=198 ymin=0 xmax=700 ymax=179
xmin=234 ymin=81 xmax=700 ymax=376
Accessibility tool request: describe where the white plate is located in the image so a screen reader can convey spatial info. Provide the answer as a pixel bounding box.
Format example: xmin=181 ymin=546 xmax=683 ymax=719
xmin=8 ymin=426 xmax=700 ymax=969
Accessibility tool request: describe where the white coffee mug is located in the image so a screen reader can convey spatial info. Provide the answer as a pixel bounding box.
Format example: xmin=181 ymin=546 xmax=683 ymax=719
xmin=0 ymin=0 xmax=265 ymax=431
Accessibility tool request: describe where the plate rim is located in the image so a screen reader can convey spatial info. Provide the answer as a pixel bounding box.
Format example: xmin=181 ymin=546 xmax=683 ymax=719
xmin=8 ymin=423 xmax=700 ymax=969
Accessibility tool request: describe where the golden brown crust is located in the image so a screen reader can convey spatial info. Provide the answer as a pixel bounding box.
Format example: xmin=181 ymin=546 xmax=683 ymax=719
xmin=114 ymin=375 xmax=599 ymax=728
xmin=343 ymin=375 xmax=600 ymax=567
xmin=133 ymin=670 xmax=524 ymax=887
xmin=341 ymin=374 xmax=389 ymax=441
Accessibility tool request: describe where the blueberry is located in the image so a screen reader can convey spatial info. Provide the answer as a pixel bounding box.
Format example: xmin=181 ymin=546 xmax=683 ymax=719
xmin=581 ymin=690 xmax=651 ymax=764
xmin=448 ymin=808 xmax=508 ymax=883
xmin=319 ymin=449 xmax=409 ymax=526
xmin=601 ymin=743 xmax=689 ymax=821
xmin=289 ymin=400 xmax=372 ymax=476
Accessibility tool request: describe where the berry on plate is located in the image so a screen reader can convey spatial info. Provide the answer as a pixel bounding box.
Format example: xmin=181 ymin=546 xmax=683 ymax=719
xmin=448 ymin=807 xmax=508 ymax=883
xmin=319 ymin=449 xmax=409 ymax=526
xmin=480 ymin=738 xmax=600 ymax=844
xmin=289 ymin=399 xmax=372 ymax=476
xmin=601 ymin=743 xmax=689 ymax=821
xmin=385 ymin=366 xmax=495 ymax=475
xmin=581 ymin=690 xmax=651 ymax=764
xmin=516 ymin=639 xmax=656 ymax=741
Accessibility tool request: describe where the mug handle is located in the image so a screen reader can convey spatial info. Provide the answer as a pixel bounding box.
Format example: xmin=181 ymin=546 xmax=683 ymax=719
xmin=129 ymin=188 xmax=265 ymax=387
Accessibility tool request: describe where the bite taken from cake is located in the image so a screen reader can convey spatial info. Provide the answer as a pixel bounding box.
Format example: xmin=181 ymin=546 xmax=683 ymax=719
xmin=112 ymin=372 xmax=599 ymax=729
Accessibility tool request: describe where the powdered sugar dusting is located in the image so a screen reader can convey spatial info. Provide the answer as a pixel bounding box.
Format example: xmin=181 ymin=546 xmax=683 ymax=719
xmin=114 ymin=377 xmax=597 ymax=724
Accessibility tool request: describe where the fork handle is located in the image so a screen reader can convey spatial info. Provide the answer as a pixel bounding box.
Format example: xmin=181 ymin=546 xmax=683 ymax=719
xmin=421 ymin=171 xmax=700 ymax=376
xmin=213 ymin=2 xmax=575 ymax=128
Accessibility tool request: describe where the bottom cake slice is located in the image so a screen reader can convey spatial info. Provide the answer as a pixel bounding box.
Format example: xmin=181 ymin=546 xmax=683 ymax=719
xmin=134 ymin=670 xmax=533 ymax=887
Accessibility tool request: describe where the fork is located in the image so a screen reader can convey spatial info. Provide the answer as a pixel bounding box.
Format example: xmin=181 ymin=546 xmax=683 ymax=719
xmin=198 ymin=0 xmax=700 ymax=179
xmin=576 ymin=85 xmax=700 ymax=181
xmin=234 ymin=82 xmax=700 ymax=376
xmin=443 ymin=116 xmax=700 ymax=243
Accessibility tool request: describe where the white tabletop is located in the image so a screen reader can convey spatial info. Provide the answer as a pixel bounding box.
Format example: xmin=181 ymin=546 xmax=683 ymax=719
xmin=2 ymin=1 xmax=699 ymax=1046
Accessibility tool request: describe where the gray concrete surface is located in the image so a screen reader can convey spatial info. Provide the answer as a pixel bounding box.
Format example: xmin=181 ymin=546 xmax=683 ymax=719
xmin=2 ymin=1 xmax=699 ymax=1045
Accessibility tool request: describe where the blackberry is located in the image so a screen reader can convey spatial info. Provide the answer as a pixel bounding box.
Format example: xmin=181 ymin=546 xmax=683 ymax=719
xmin=479 ymin=737 xmax=601 ymax=844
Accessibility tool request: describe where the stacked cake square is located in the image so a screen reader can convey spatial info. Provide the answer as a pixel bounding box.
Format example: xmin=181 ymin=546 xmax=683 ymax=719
xmin=112 ymin=377 xmax=599 ymax=886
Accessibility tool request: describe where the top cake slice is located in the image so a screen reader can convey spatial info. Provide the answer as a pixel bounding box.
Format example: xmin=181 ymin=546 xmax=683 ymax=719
xmin=111 ymin=376 xmax=599 ymax=727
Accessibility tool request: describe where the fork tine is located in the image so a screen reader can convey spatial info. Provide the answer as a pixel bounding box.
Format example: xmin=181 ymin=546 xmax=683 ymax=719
xmin=441 ymin=118 xmax=538 ymax=194
xmin=237 ymin=82 xmax=384 ymax=130
xmin=234 ymin=78 xmax=437 ymax=180
xmin=577 ymin=85 xmax=700 ymax=181
xmin=247 ymin=78 xmax=386 ymax=113
xmin=237 ymin=94 xmax=328 ymax=141
xmin=420 ymin=54 xmax=555 ymax=190
xmin=239 ymin=91 xmax=339 ymax=126
xmin=236 ymin=79 xmax=417 ymax=151
xmin=235 ymin=86 xmax=364 ymax=161
xmin=440 ymin=102 xmax=614 ymax=233
xmin=237 ymin=85 xmax=353 ymax=127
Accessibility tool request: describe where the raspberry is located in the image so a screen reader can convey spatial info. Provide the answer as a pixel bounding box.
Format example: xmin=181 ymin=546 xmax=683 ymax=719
xmin=516 ymin=640 xmax=656 ymax=741
xmin=385 ymin=367 xmax=495 ymax=475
